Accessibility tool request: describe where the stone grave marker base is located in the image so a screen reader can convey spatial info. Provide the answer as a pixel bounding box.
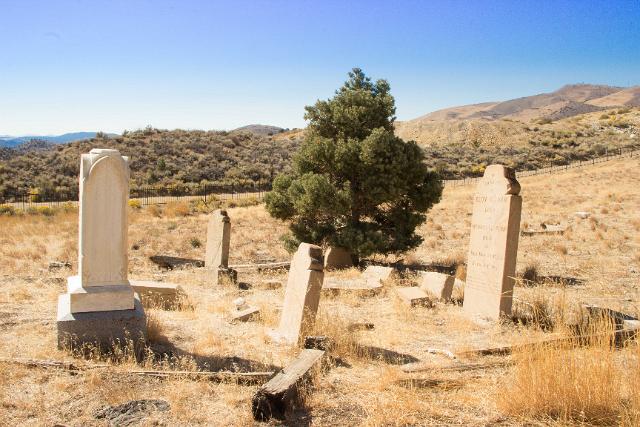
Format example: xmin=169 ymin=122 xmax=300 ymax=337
xmin=57 ymin=294 xmax=147 ymax=350
xmin=64 ymin=276 xmax=134 ymax=313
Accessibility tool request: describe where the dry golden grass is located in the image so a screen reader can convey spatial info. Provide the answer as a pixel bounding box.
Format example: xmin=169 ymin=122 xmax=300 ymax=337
xmin=498 ymin=320 xmax=640 ymax=425
xmin=0 ymin=156 xmax=638 ymax=425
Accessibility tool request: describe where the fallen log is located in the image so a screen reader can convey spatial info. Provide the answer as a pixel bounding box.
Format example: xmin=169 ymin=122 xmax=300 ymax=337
xmin=0 ymin=357 xmax=107 ymax=370
xmin=401 ymin=360 xmax=512 ymax=373
xmin=230 ymin=261 xmax=290 ymax=270
xmin=252 ymin=349 xmax=325 ymax=421
xmin=0 ymin=357 xmax=273 ymax=385
xmin=128 ymin=369 xmax=273 ymax=384
xmin=149 ymin=255 xmax=204 ymax=270
xmin=458 ymin=327 xmax=638 ymax=357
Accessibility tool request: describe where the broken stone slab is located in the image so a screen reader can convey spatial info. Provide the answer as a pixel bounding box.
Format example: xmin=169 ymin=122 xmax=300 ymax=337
xmin=231 ymin=306 xmax=260 ymax=322
xmin=322 ymin=277 xmax=382 ymax=296
xmin=575 ymin=211 xmax=591 ymax=219
xmin=521 ymin=223 xmax=566 ymax=236
xmin=323 ymin=247 xmax=353 ymax=270
xmin=396 ymin=287 xmax=432 ymax=307
xmin=252 ymin=349 xmax=325 ymax=421
xmin=130 ymin=280 xmax=185 ymax=309
xmin=362 ymin=265 xmax=396 ymax=286
xmin=418 ymin=271 xmax=455 ymax=300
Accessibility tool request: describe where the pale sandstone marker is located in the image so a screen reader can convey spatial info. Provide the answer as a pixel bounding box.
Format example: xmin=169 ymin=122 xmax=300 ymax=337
xmin=269 ymin=243 xmax=324 ymax=345
xmin=362 ymin=265 xmax=395 ymax=286
xmin=205 ymin=209 xmax=231 ymax=268
xmin=323 ymin=246 xmax=353 ymax=270
xmin=57 ymin=149 xmax=145 ymax=348
xmin=462 ymin=164 xmax=522 ymax=319
xmin=396 ymin=287 xmax=431 ymax=307
xmin=419 ymin=271 xmax=455 ymax=300
xmin=205 ymin=209 xmax=236 ymax=285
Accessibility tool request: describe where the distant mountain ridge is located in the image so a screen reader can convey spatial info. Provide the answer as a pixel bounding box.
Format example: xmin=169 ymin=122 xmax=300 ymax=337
xmin=0 ymin=132 xmax=118 ymax=148
xmin=232 ymin=124 xmax=285 ymax=136
xmin=395 ymin=84 xmax=640 ymax=146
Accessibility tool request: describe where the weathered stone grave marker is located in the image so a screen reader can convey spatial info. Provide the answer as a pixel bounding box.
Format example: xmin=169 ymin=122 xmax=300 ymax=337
xmin=268 ymin=243 xmax=324 ymax=345
xmin=57 ymin=149 xmax=146 ymax=348
xmin=419 ymin=271 xmax=455 ymax=300
xmin=205 ymin=209 xmax=237 ymax=285
xmin=396 ymin=286 xmax=431 ymax=307
xmin=323 ymin=246 xmax=353 ymax=270
xmin=462 ymin=164 xmax=522 ymax=320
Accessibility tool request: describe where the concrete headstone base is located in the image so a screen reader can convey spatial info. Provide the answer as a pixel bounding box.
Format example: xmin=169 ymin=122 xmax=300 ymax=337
xmin=57 ymin=294 xmax=147 ymax=351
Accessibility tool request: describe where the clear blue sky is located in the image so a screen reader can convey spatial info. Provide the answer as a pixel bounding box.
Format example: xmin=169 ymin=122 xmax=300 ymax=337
xmin=1 ymin=0 xmax=639 ymax=135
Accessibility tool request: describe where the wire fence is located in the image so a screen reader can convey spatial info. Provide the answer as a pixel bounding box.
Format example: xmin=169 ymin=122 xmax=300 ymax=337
xmin=1 ymin=144 xmax=638 ymax=210
xmin=0 ymin=181 xmax=272 ymax=211
xmin=442 ymin=145 xmax=640 ymax=188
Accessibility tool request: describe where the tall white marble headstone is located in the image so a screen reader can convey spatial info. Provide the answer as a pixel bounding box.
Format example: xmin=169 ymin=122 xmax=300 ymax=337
xmin=463 ymin=164 xmax=522 ymax=320
xmin=57 ymin=149 xmax=145 ymax=348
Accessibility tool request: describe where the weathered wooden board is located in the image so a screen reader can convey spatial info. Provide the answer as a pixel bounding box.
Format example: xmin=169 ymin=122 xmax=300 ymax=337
xmin=252 ymin=349 xmax=325 ymax=421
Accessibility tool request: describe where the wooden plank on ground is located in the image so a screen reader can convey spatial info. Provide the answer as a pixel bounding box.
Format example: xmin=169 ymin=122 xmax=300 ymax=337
xmin=252 ymin=349 xmax=325 ymax=421
xmin=458 ymin=327 xmax=638 ymax=357
xmin=230 ymin=261 xmax=290 ymax=270
xmin=0 ymin=358 xmax=273 ymax=385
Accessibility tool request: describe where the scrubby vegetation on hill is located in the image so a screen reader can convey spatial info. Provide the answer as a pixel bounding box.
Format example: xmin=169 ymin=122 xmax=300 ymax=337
xmin=399 ymin=107 xmax=640 ymax=178
xmin=0 ymin=127 xmax=298 ymax=196
xmin=1 ymin=106 xmax=638 ymax=196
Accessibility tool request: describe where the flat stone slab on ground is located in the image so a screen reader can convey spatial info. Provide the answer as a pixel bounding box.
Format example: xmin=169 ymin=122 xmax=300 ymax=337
xmin=418 ymin=271 xmax=455 ymax=300
xmin=322 ymin=278 xmax=383 ymax=295
xmin=396 ymin=287 xmax=431 ymax=307
xmin=130 ymin=280 xmax=185 ymax=308
xmin=362 ymin=265 xmax=396 ymax=285
xmin=231 ymin=306 xmax=260 ymax=322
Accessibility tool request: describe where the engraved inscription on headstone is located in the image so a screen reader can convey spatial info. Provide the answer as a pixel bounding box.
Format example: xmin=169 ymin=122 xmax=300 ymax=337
xmin=269 ymin=243 xmax=324 ymax=345
xmin=463 ymin=165 xmax=522 ymax=319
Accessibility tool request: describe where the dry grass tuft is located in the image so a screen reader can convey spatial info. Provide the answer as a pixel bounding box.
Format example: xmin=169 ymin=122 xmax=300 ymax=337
xmin=498 ymin=319 xmax=640 ymax=425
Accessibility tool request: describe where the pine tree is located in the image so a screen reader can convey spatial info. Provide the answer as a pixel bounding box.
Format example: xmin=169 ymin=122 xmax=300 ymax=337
xmin=266 ymin=68 xmax=442 ymax=260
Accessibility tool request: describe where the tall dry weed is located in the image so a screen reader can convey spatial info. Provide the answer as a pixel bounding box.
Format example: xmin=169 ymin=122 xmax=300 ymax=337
xmin=497 ymin=317 xmax=639 ymax=424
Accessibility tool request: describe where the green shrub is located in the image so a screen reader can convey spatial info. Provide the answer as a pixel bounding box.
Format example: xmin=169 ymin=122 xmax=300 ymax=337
xmin=0 ymin=204 xmax=16 ymax=216
xmin=128 ymin=199 xmax=142 ymax=209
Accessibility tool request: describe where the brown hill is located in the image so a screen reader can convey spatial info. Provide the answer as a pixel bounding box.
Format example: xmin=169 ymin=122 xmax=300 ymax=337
xmin=0 ymin=128 xmax=298 ymax=196
xmin=395 ymin=84 xmax=638 ymax=147
xmin=586 ymin=86 xmax=640 ymax=107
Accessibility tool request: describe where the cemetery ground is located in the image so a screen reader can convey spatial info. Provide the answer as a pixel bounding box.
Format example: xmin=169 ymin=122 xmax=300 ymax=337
xmin=1 ymin=156 xmax=639 ymax=426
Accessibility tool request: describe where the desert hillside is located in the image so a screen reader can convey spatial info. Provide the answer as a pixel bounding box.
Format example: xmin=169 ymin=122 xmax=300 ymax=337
xmin=395 ymin=84 xmax=640 ymax=149
xmin=2 ymin=85 xmax=639 ymax=195
xmin=1 ymin=155 xmax=638 ymax=425
xmin=0 ymin=127 xmax=298 ymax=195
